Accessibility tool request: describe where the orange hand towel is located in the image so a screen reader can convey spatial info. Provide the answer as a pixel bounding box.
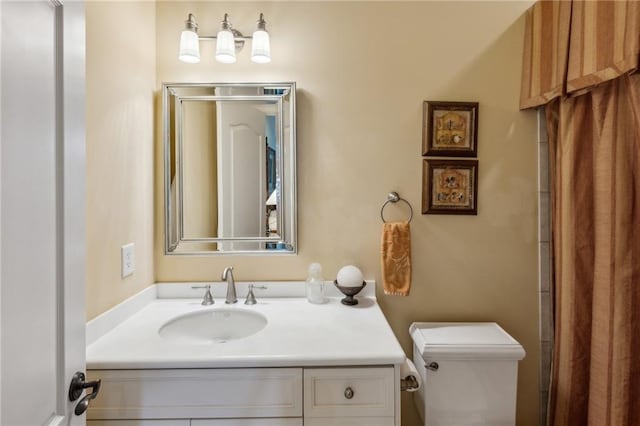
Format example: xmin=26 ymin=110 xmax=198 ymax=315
xmin=381 ymin=221 xmax=412 ymax=296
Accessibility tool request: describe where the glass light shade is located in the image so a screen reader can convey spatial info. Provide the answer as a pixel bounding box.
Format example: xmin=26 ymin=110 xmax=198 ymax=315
xmin=215 ymin=29 xmax=236 ymax=63
xmin=251 ymin=30 xmax=271 ymax=63
xmin=178 ymin=29 xmax=200 ymax=63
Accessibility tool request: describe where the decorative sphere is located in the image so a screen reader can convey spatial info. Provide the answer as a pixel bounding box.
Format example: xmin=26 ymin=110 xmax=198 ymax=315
xmin=336 ymin=265 xmax=364 ymax=287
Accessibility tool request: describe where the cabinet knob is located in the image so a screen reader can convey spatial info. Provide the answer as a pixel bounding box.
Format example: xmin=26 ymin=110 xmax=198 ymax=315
xmin=344 ymin=386 xmax=354 ymax=399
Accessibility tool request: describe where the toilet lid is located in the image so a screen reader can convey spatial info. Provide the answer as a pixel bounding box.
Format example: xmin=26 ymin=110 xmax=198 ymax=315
xmin=409 ymin=322 xmax=526 ymax=360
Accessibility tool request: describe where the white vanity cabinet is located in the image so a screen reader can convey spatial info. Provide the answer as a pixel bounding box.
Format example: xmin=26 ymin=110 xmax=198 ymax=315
xmin=85 ymin=286 xmax=405 ymax=426
xmin=87 ymin=366 xmax=395 ymax=426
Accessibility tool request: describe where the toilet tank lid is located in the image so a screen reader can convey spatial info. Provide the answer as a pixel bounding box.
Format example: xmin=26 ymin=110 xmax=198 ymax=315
xmin=409 ymin=322 xmax=525 ymax=360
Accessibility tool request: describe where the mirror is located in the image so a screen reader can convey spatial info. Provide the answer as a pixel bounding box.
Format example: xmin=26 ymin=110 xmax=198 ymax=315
xmin=163 ymin=82 xmax=296 ymax=255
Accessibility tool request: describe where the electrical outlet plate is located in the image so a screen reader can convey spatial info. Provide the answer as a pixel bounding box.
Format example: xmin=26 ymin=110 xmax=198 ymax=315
xmin=121 ymin=243 xmax=135 ymax=278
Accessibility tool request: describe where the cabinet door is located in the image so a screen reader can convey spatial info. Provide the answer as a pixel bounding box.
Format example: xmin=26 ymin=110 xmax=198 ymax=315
xmin=191 ymin=419 xmax=302 ymax=426
xmin=88 ymin=421 xmax=188 ymax=426
xmin=87 ymin=368 xmax=302 ymax=420
xmin=304 ymin=367 xmax=395 ymax=418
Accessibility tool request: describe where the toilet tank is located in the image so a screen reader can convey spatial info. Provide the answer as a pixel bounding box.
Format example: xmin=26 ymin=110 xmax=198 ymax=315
xmin=409 ymin=322 xmax=525 ymax=426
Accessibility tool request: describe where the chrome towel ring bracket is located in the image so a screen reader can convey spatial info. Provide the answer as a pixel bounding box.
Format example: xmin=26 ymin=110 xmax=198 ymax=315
xmin=380 ymin=191 xmax=413 ymax=223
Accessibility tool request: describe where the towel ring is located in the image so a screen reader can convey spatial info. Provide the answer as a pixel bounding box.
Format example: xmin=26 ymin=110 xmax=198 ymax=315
xmin=380 ymin=192 xmax=413 ymax=223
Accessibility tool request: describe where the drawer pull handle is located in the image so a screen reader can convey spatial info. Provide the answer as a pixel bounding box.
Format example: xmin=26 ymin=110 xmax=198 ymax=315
xmin=344 ymin=386 xmax=355 ymax=399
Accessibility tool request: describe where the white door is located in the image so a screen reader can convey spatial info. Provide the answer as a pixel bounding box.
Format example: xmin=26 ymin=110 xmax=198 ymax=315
xmin=0 ymin=1 xmax=87 ymax=425
xmin=217 ymin=97 xmax=267 ymax=251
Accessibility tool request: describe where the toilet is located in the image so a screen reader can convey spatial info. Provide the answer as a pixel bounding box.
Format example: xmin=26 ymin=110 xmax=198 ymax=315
xmin=409 ymin=322 xmax=525 ymax=426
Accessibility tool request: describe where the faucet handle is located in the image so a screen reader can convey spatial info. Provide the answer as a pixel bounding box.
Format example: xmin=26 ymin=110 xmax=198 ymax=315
xmin=244 ymin=284 xmax=267 ymax=305
xmin=192 ymin=284 xmax=214 ymax=305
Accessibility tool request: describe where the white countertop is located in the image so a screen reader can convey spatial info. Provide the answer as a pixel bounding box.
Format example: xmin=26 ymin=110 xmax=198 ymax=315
xmin=86 ymin=282 xmax=406 ymax=370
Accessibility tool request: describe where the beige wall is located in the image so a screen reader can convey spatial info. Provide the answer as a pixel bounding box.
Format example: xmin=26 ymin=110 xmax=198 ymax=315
xmin=182 ymin=101 xmax=218 ymax=238
xmin=154 ymin=2 xmax=538 ymax=425
xmin=86 ymin=1 xmax=156 ymax=320
xmin=87 ymin=1 xmax=539 ymax=425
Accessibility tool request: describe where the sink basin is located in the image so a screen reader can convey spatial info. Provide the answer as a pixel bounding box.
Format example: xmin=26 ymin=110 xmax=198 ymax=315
xmin=159 ymin=308 xmax=267 ymax=343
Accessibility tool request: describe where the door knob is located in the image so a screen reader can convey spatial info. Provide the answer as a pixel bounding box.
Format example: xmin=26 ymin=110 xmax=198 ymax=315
xmin=68 ymin=371 xmax=101 ymax=415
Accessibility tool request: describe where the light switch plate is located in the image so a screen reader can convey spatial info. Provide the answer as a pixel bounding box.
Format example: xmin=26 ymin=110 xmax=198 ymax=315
xmin=121 ymin=243 xmax=135 ymax=278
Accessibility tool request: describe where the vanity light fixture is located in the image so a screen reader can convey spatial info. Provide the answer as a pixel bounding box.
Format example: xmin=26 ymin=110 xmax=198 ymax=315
xmin=178 ymin=13 xmax=271 ymax=64
xmin=215 ymin=14 xmax=237 ymax=63
xmin=250 ymin=14 xmax=271 ymax=64
xmin=178 ymin=14 xmax=200 ymax=63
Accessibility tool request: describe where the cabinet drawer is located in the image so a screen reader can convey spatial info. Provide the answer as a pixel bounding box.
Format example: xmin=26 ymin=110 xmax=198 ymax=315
xmin=304 ymin=417 xmax=394 ymax=425
xmin=87 ymin=368 xmax=302 ymax=420
xmin=191 ymin=419 xmax=302 ymax=426
xmin=303 ymin=367 xmax=394 ymax=418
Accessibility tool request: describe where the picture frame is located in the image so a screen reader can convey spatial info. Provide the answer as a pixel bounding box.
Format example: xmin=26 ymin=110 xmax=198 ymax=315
xmin=422 ymin=159 xmax=478 ymax=215
xmin=422 ymin=101 xmax=479 ymax=157
xmin=266 ymin=144 xmax=276 ymax=194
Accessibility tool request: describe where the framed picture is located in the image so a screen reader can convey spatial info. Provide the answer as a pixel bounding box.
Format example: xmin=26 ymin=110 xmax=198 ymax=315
xmin=422 ymin=101 xmax=479 ymax=157
xmin=422 ymin=159 xmax=478 ymax=215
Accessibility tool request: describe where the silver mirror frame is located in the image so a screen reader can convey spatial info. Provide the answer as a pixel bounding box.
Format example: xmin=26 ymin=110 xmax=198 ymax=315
xmin=162 ymin=82 xmax=297 ymax=255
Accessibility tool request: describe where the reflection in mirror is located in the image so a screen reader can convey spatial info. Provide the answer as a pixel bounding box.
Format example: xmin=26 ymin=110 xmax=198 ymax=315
xmin=163 ymin=83 xmax=296 ymax=255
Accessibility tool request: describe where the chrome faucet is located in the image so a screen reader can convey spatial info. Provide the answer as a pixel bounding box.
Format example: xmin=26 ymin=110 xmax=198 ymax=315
xmin=221 ymin=266 xmax=238 ymax=304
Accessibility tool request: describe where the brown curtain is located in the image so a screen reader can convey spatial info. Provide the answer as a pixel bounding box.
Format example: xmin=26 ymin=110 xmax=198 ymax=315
xmin=546 ymin=73 xmax=640 ymax=425
xmin=566 ymin=1 xmax=640 ymax=95
xmin=520 ymin=0 xmax=572 ymax=109
xmin=520 ymin=0 xmax=640 ymax=109
xmin=521 ymin=1 xmax=640 ymax=424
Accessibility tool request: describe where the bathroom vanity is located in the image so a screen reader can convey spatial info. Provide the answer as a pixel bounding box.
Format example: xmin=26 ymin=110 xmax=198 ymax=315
xmin=85 ymin=282 xmax=405 ymax=426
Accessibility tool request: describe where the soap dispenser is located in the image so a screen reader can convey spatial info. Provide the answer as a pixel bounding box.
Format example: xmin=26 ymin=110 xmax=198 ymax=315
xmin=306 ymin=263 xmax=327 ymax=304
